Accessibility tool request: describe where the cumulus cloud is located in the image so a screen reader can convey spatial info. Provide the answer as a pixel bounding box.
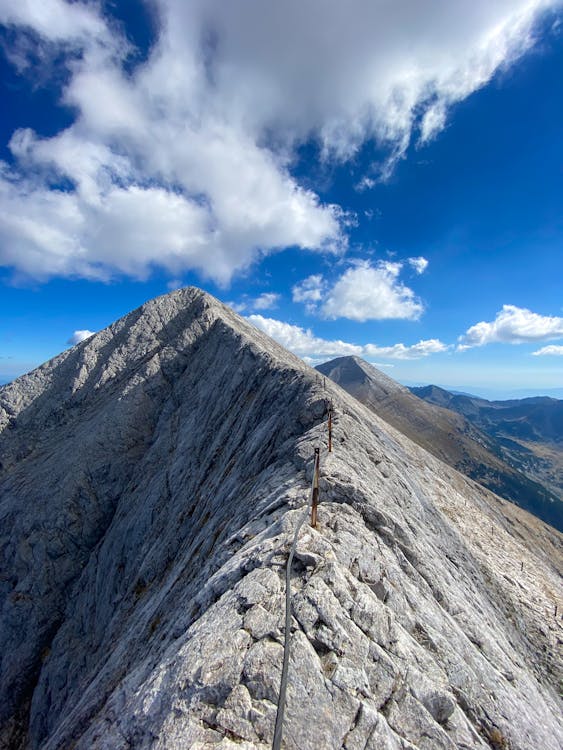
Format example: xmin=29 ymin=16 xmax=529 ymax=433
xmin=532 ymin=344 xmax=563 ymax=356
xmin=292 ymin=274 xmax=325 ymax=313
xmin=458 ymin=305 xmax=563 ymax=349
xmin=248 ymin=315 xmax=447 ymax=360
xmin=292 ymin=262 xmax=424 ymax=321
xmin=67 ymin=329 xmax=95 ymax=345
xmin=0 ymin=0 xmax=556 ymax=282
xmin=320 ymin=261 xmax=424 ymax=321
xmin=248 ymin=316 xmax=361 ymax=358
xmin=408 ymin=256 xmax=429 ymax=275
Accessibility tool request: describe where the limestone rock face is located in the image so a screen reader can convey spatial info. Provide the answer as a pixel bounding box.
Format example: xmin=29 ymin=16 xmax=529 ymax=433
xmin=0 ymin=288 xmax=561 ymax=750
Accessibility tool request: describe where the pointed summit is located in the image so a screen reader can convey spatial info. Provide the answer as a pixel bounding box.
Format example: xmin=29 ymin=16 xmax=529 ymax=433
xmin=0 ymin=285 xmax=306 ymax=435
xmin=317 ymin=354 xmax=407 ymax=399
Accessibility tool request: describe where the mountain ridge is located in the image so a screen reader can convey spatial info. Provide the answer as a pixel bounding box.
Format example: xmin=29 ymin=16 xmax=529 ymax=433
xmin=1 ymin=290 xmax=562 ymax=750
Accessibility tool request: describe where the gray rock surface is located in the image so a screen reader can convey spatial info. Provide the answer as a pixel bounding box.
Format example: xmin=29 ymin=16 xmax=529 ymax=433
xmin=0 ymin=287 xmax=561 ymax=749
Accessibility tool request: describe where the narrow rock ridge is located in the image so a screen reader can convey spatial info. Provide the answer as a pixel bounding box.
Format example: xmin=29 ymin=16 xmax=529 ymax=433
xmin=0 ymin=288 xmax=561 ymax=750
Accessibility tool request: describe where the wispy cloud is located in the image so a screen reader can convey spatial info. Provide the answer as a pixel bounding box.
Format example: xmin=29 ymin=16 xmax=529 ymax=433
xmin=458 ymin=305 xmax=563 ymax=349
xmin=252 ymin=292 xmax=280 ymax=311
xmin=226 ymin=292 xmax=281 ymax=313
xmin=248 ymin=314 xmax=447 ymax=360
xmin=0 ymin=0 xmax=109 ymax=45
xmin=365 ymin=339 xmax=448 ymax=359
xmin=532 ymin=344 xmax=563 ymax=356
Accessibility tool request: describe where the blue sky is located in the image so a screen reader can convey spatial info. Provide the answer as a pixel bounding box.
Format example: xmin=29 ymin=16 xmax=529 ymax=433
xmin=0 ymin=0 xmax=562 ymax=398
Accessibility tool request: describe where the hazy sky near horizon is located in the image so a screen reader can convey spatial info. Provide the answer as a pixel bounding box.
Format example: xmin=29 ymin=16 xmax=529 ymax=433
xmin=0 ymin=0 xmax=562 ymax=397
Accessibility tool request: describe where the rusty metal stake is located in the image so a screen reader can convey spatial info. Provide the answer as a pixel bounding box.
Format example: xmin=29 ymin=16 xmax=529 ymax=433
xmin=311 ymin=447 xmax=320 ymax=528
xmin=328 ymin=404 xmax=333 ymax=453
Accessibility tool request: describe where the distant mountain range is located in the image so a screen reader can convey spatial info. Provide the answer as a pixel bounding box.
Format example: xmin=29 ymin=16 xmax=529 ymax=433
xmin=411 ymin=384 xmax=563 ymax=515
xmin=405 ymin=383 xmax=563 ymax=401
xmin=317 ymin=357 xmax=562 ymax=532
xmin=410 ymin=385 xmax=563 ymax=443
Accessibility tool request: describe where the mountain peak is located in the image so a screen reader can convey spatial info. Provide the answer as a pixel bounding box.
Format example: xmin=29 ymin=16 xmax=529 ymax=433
xmin=0 ymin=286 xmax=309 ymax=433
xmin=316 ymin=355 xmax=407 ymax=398
xmin=1 ymin=298 xmax=562 ymax=750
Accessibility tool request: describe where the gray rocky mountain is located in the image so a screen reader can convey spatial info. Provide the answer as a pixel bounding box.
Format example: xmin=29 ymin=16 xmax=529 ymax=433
xmin=317 ymin=356 xmax=562 ymax=532
xmin=1 ymin=288 xmax=562 ymax=750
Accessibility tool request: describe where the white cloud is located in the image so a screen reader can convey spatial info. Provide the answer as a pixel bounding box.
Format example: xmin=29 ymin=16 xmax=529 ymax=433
xmin=167 ymin=279 xmax=183 ymax=290
xmin=419 ymin=103 xmax=447 ymax=144
xmin=225 ymin=292 xmax=280 ymax=313
xmin=67 ymin=329 xmax=95 ymax=345
xmin=321 ymin=261 xmax=424 ymax=321
xmin=0 ymin=178 xmax=218 ymax=282
xmin=365 ymin=339 xmax=448 ymax=359
xmin=292 ymin=274 xmax=325 ymax=313
xmin=248 ymin=314 xmax=447 ymax=360
xmin=252 ymin=292 xmax=280 ymax=310
xmin=408 ymin=256 xmax=429 ymax=275
xmin=0 ymin=0 xmax=108 ymax=44
xmin=0 ymin=0 xmax=556 ymax=282
xmin=532 ymin=345 xmax=563 ymax=356
xmin=0 ymin=3 xmax=343 ymax=284
xmin=459 ymin=305 xmax=563 ymax=349
xmin=226 ymin=301 xmax=248 ymax=314
xmin=248 ymin=315 xmax=362 ymax=358
xmin=356 ymin=177 xmax=377 ymax=192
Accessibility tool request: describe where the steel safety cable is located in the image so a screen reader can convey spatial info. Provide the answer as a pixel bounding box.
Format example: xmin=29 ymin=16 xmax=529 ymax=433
xmin=272 ymin=412 xmax=330 ymax=750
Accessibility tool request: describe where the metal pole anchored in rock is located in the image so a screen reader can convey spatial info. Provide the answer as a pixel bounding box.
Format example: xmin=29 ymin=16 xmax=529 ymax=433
xmin=328 ymin=402 xmax=333 ymax=453
xmin=311 ymin=447 xmax=320 ymax=528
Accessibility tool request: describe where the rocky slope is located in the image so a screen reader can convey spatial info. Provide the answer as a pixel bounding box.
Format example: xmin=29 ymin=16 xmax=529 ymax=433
xmin=412 ymin=384 xmax=563 ymax=507
xmin=0 ymin=288 xmax=562 ymax=750
xmin=317 ymin=356 xmax=562 ymax=531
